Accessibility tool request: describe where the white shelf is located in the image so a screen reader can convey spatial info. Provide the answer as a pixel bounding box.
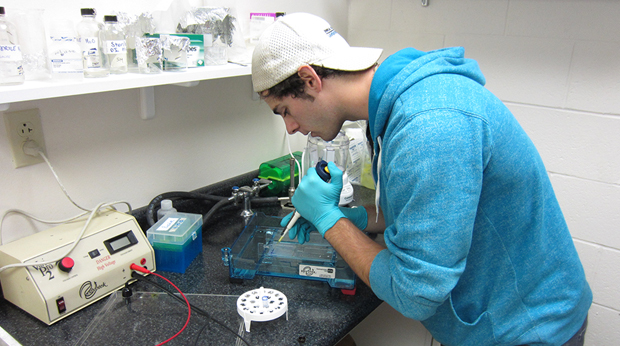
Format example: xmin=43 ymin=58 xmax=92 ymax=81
xmin=0 ymin=63 xmax=252 ymax=105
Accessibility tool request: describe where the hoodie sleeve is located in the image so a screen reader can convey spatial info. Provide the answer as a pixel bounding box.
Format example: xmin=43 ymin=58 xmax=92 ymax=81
xmin=369 ymin=109 xmax=492 ymax=321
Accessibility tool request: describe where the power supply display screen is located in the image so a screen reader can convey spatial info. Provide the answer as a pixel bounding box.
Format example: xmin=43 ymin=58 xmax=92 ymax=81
xmin=104 ymin=231 xmax=138 ymax=254
xmin=109 ymin=237 xmax=131 ymax=252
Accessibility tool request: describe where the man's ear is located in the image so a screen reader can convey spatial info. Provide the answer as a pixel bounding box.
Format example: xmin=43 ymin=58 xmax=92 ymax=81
xmin=297 ymin=65 xmax=322 ymax=93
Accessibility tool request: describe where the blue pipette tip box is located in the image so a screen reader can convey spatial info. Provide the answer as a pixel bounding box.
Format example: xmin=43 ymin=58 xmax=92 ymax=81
xmin=146 ymin=212 xmax=203 ymax=273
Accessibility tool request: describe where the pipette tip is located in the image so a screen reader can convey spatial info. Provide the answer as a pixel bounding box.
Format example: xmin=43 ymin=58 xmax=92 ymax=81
xmin=278 ymin=211 xmax=300 ymax=243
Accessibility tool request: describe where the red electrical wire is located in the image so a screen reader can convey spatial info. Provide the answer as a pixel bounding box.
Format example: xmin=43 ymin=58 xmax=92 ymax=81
xmin=130 ymin=264 xmax=191 ymax=345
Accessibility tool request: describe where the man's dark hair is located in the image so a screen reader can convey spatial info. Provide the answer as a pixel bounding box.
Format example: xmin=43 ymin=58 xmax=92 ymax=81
xmin=261 ymin=65 xmax=353 ymax=101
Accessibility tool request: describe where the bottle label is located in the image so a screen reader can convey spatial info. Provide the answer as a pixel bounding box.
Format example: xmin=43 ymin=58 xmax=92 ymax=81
xmin=80 ymin=37 xmax=103 ymax=68
xmin=50 ymin=47 xmax=83 ymax=74
xmin=0 ymin=45 xmax=23 ymax=62
xmin=0 ymin=45 xmax=25 ymax=78
xmin=80 ymin=37 xmax=98 ymax=52
xmin=109 ymin=53 xmax=127 ymax=69
xmin=54 ymin=36 xmax=75 ymax=40
xmin=105 ymin=40 xmax=126 ymax=54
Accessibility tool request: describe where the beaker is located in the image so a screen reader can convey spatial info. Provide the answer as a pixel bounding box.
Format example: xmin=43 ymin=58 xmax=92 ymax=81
xmin=303 ymin=131 xmax=350 ymax=174
xmin=136 ymin=37 xmax=162 ymax=74
xmin=303 ymin=131 xmax=354 ymax=205
xmin=11 ymin=9 xmax=50 ymax=80
xmin=162 ymin=35 xmax=189 ymax=72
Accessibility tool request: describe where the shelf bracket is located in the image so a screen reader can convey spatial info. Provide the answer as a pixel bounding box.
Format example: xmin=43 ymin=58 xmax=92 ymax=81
xmin=173 ymin=81 xmax=200 ymax=87
xmin=139 ymin=87 xmax=155 ymax=120
xmin=139 ymin=81 xmax=198 ymax=119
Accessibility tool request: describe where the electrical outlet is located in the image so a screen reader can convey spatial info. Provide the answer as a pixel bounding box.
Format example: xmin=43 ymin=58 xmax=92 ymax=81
xmin=3 ymin=109 xmax=46 ymax=168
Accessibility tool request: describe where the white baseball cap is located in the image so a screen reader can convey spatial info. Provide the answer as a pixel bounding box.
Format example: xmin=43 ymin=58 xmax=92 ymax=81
xmin=251 ymin=12 xmax=383 ymax=92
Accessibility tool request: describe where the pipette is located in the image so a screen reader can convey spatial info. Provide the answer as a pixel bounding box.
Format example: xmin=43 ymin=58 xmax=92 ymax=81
xmin=278 ymin=160 xmax=331 ymax=242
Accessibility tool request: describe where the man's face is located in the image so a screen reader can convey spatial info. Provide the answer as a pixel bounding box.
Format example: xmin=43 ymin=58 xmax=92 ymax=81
xmin=264 ymin=94 xmax=343 ymax=141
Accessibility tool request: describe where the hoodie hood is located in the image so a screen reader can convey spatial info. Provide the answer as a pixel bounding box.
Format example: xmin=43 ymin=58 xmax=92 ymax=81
xmin=367 ymin=47 xmax=487 ymax=221
xmin=368 ymin=47 xmax=486 ymax=143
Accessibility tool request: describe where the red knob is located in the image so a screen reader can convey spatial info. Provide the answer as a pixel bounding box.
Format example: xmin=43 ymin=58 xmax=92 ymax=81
xmin=58 ymin=257 xmax=74 ymax=273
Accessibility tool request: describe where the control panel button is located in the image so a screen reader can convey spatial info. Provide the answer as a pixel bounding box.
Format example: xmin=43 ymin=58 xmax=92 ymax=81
xmin=88 ymin=249 xmax=100 ymax=259
xmin=57 ymin=257 xmax=74 ymax=273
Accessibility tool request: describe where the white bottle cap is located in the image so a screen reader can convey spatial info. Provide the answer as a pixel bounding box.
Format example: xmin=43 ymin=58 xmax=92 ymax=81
xmin=161 ymin=199 xmax=173 ymax=210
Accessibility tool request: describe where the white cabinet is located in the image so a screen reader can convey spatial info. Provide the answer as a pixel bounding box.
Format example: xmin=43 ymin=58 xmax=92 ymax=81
xmin=349 ymin=302 xmax=438 ymax=346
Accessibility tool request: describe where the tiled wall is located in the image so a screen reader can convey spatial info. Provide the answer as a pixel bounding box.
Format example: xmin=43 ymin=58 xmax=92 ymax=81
xmin=347 ymin=0 xmax=620 ymax=345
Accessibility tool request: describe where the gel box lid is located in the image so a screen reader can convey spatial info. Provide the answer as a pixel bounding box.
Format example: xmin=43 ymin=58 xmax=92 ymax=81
xmin=146 ymin=212 xmax=203 ymax=246
xmin=258 ymin=151 xmax=301 ymax=182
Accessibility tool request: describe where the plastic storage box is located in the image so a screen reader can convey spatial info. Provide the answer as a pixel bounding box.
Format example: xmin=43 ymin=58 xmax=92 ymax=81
xmin=223 ymin=213 xmax=356 ymax=290
xmin=146 ymin=212 xmax=203 ymax=273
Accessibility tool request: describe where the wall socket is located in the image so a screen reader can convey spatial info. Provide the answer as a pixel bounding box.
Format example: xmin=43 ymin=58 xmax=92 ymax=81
xmin=3 ymin=109 xmax=46 ymax=168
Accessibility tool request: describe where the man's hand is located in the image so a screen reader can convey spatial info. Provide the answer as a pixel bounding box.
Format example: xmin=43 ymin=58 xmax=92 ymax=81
xmin=290 ymin=161 xmax=345 ymax=236
xmin=280 ymin=213 xmax=314 ymax=244
xmin=281 ymin=205 xmax=369 ymax=244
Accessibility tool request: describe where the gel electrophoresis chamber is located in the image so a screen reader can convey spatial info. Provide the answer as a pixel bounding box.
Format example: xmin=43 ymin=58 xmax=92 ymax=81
xmin=224 ymin=213 xmax=356 ymax=290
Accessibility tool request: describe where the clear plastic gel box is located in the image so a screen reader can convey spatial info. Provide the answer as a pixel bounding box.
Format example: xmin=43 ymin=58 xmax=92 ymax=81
xmin=225 ymin=213 xmax=356 ymax=290
xmin=146 ymin=212 xmax=203 ymax=273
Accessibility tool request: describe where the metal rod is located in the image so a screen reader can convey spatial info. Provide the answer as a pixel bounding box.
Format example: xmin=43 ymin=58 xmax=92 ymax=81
xmin=288 ymin=157 xmax=296 ymax=199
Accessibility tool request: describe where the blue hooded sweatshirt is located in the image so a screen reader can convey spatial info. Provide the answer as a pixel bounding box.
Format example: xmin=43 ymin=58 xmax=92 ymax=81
xmin=367 ymin=47 xmax=591 ymax=346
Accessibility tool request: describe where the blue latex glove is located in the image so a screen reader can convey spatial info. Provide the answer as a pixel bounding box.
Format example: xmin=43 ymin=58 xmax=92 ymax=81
xmin=280 ymin=213 xmax=314 ymax=244
xmin=342 ymin=206 xmax=368 ymax=231
xmin=281 ymin=206 xmax=369 ymax=244
xmin=291 ymin=161 xmax=344 ymax=236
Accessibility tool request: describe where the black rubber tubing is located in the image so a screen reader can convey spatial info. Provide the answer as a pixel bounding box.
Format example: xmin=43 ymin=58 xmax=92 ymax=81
xmin=146 ymin=191 xmax=279 ymax=227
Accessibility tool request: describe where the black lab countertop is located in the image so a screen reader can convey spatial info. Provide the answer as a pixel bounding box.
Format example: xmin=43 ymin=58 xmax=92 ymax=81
xmin=0 ymin=171 xmax=382 ymax=346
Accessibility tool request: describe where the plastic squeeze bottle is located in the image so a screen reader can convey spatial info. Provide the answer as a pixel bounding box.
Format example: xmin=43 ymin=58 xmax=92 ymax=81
xmin=157 ymin=199 xmax=178 ymax=220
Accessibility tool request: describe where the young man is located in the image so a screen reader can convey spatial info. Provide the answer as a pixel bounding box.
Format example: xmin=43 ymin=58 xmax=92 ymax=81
xmin=252 ymin=12 xmax=591 ymax=346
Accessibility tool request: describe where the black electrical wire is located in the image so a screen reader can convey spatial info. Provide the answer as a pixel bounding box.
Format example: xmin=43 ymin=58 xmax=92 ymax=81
xmin=194 ymin=321 xmax=210 ymax=346
xmin=129 ymin=272 xmax=253 ymax=346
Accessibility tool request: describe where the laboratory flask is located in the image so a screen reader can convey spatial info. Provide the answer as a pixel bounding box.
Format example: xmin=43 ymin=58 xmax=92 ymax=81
xmin=303 ymin=131 xmax=354 ymax=205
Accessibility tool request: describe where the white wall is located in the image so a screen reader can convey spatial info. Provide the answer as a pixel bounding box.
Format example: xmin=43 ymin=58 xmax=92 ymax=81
xmin=348 ymin=0 xmax=620 ymax=345
xmin=0 ymin=0 xmax=349 ymax=241
xmin=3 ymin=0 xmax=618 ymax=344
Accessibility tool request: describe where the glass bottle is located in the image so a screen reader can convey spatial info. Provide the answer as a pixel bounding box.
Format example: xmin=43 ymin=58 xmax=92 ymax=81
xmin=102 ymin=15 xmax=127 ymax=74
xmin=77 ymin=8 xmax=108 ymax=78
xmin=48 ymin=20 xmax=83 ymax=80
xmin=0 ymin=7 xmax=25 ymax=85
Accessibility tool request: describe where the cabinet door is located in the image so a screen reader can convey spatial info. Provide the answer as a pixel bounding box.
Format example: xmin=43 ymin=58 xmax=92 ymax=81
xmin=349 ymin=302 xmax=434 ymax=346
